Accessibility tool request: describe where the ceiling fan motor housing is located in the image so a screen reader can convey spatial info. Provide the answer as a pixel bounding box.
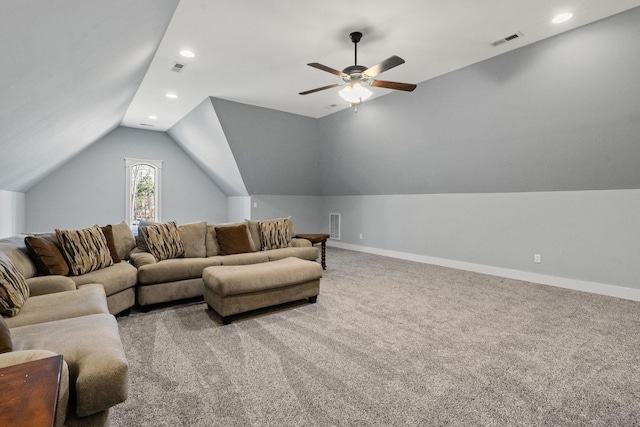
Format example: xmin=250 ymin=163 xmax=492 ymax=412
xmin=342 ymin=65 xmax=368 ymax=82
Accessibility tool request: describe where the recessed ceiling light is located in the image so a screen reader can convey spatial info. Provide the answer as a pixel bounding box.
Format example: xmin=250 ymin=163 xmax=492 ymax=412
xmin=552 ymin=12 xmax=574 ymax=24
xmin=180 ymin=50 xmax=195 ymax=58
xmin=148 ymin=115 xmax=158 ymax=120
xmin=166 ymin=93 xmax=178 ymax=99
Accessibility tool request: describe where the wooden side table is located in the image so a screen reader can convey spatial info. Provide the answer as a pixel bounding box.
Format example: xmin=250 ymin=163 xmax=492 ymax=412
xmin=295 ymin=234 xmax=330 ymax=269
xmin=0 ymin=355 xmax=63 ymax=427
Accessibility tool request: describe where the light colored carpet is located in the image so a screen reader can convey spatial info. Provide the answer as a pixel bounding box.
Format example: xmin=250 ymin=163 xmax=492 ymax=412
xmin=112 ymin=248 xmax=640 ymax=426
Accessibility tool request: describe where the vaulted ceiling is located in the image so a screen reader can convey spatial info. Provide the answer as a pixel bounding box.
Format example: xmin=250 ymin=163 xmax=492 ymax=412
xmin=2 ymin=0 xmax=640 ymax=193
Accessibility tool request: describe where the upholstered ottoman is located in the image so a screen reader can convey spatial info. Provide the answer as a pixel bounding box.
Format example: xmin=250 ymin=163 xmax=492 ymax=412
xmin=203 ymin=257 xmax=322 ymax=324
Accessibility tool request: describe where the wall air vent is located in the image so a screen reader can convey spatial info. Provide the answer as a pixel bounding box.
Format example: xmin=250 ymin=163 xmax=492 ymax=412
xmin=171 ymin=63 xmax=185 ymax=72
xmin=329 ymin=213 xmax=341 ymax=240
xmin=491 ymin=32 xmax=523 ymax=47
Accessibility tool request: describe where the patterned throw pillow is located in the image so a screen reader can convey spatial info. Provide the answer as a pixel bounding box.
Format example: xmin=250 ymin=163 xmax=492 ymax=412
xmin=0 ymin=252 xmax=30 ymax=317
xmin=55 ymin=225 xmax=114 ymax=276
xmin=259 ymin=217 xmax=292 ymax=250
xmin=138 ymin=221 xmax=185 ymax=261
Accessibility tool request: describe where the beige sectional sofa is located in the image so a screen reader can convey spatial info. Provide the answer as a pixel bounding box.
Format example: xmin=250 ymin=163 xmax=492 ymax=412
xmin=0 ymin=282 xmax=128 ymax=427
xmin=0 ymin=216 xmax=319 ymax=426
xmin=131 ymin=219 xmax=319 ymax=308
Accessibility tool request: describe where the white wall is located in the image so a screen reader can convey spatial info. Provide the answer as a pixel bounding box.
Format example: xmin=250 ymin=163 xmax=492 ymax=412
xmin=25 ymin=127 xmax=228 ymax=231
xmin=0 ymin=190 xmax=25 ymax=238
xmin=323 ymin=190 xmax=640 ymax=295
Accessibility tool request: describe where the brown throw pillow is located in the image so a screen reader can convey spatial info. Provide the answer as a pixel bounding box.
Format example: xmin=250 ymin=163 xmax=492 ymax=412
xmin=0 ymin=252 xmax=30 ymax=317
xmin=215 ymin=224 xmax=253 ymax=255
xmin=24 ymin=234 xmax=70 ymax=276
xmin=100 ymin=225 xmax=121 ymax=263
xmin=0 ymin=316 xmax=12 ymax=353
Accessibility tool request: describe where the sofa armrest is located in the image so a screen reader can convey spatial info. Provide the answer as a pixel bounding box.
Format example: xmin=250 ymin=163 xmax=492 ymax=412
xmin=0 ymin=350 xmax=69 ymax=427
xmin=291 ymin=238 xmax=312 ymax=248
xmin=129 ymin=247 xmax=157 ymax=268
xmin=26 ymin=276 xmax=77 ymax=296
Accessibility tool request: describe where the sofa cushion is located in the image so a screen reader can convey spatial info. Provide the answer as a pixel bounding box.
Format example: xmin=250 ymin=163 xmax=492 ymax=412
xmin=136 ymin=219 xmax=156 ymax=252
xmin=26 ymin=276 xmax=76 ymax=297
xmin=264 ymin=246 xmax=320 ymax=262
xmin=111 ymin=221 xmax=136 ymax=260
xmin=3 ymin=283 xmax=109 ymax=329
xmin=24 ymin=234 xmax=70 ymax=276
xmin=69 ymin=262 xmax=138 ymax=297
xmin=259 ymin=217 xmax=293 ymax=250
xmin=178 ymin=221 xmax=207 ymax=258
xmin=246 ymin=220 xmax=262 ymax=251
xmin=214 ymin=251 xmax=270 ymax=266
xmin=137 ymin=257 xmax=222 ymax=285
xmin=205 ymin=224 xmax=219 ymax=257
xmin=55 ymin=226 xmax=113 ymax=276
xmin=100 ymin=225 xmax=121 ymax=263
xmin=215 ymin=224 xmax=253 ymax=255
xmin=0 ymin=237 xmax=38 ymax=280
xmin=139 ymin=221 xmax=185 ymax=261
xmin=0 ymin=316 xmax=12 ymax=353
xmin=0 ymin=252 xmax=30 ymax=317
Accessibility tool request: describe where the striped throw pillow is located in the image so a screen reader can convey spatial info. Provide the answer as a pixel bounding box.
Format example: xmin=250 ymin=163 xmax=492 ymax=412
xmin=0 ymin=252 xmax=30 ymax=317
xmin=139 ymin=221 xmax=185 ymax=261
xmin=56 ymin=225 xmax=114 ymax=276
xmin=259 ymin=217 xmax=292 ymax=250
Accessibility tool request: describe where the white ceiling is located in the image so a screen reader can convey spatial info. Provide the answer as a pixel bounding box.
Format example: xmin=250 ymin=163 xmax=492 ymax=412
xmin=122 ymin=0 xmax=640 ymax=131
xmin=3 ymin=0 xmax=640 ymax=193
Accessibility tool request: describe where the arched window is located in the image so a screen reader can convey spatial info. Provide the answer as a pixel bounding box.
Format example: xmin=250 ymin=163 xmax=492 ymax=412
xmin=125 ymin=158 xmax=163 ymax=234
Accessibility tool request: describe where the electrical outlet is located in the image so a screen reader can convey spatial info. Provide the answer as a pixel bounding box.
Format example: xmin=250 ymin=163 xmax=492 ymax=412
xmin=534 ymin=254 xmax=541 ymax=263
xmin=359 ymin=233 xmax=363 ymax=240
xmin=253 ymin=202 xmax=257 ymax=208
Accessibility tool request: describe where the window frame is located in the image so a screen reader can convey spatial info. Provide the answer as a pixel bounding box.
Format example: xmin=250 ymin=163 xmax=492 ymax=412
xmin=125 ymin=158 xmax=163 ymax=233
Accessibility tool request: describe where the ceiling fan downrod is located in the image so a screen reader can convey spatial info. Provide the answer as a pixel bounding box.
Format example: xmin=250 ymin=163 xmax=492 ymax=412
xmin=350 ymin=31 xmax=362 ymax=66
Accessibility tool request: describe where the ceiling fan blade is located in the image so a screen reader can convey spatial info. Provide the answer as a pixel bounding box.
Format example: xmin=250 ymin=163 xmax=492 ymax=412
xmin=307 ymin=63 xmax=348 ymax=78
xmin=299 ymin=83 xmax=341 ymax=95
xmin=364 ymin=55 xmax=405 ymax=78
xmin=371 ymin=80 xmax=417 ymax=92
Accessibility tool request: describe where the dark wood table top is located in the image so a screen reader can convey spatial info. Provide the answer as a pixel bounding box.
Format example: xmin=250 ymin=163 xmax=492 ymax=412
xmin=294 ymin=233 xmax=330 ymax=244
xmin=0 ymin=355 xmax=63 ymax=427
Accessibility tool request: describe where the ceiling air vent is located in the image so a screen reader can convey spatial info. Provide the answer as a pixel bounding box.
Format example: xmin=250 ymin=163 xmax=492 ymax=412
xmin=491 ymin=32 xmax=523 ymax=47
xmin=171 ymin=63 xmax=185 ymax=73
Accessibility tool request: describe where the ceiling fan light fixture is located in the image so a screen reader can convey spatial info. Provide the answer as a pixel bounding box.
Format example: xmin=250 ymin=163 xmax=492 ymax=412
xmin=339 ymin=83 xmax=373 ymax=104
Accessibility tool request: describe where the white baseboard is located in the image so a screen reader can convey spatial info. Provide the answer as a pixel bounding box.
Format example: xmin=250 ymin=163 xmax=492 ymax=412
xmin=327 ymin=241 xmax=640 ymax=302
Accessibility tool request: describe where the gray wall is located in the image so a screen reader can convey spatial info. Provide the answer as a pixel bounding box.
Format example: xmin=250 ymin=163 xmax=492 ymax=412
xmin=0 ymin=190 xmax=25 ymax=238
xmin=251 ymin=195 xmax=323 ymax=235
xmin=212 ymin=98 xmax=322 ymax=195
xmin=318 ymin=7 xmax=640 ymax=196
xmin=322 ymin=190 xmax=640 ymax=290
xmin=26 ymin=127 xmax=228 ymax=231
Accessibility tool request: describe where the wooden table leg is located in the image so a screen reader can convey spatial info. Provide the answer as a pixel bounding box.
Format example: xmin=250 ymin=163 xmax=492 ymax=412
xmin=321 ymin=241 xmax=327 ymax=269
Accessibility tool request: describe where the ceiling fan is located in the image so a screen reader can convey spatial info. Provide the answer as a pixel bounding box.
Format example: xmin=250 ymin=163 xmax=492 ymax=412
xmin=299 ymin=31 xmax=417 ymax=106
